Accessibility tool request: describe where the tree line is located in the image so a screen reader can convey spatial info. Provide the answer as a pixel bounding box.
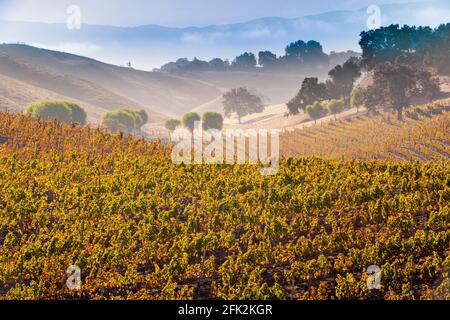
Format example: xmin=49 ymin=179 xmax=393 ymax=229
xmin=165 ymin=111 xmax=224 ymax=133
xmin=360 ymin=23 xmax=450 ymax=74
xmin=159 ymin=42 xmax=358 ymax=74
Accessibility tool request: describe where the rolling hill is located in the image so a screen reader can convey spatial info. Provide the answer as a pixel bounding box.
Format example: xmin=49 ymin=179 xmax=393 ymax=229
xmin=280 ymin=99 xmax=450 ymax=161
xmin=0 ymin=73 xmax=112 ymax=122
xmin=0 ymin=44 xmax=222 ymax=121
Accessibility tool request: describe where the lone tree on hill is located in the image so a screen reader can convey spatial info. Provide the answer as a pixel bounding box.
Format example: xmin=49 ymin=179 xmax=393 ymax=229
xmin=363 ymin=62 xmax=440 ymax=121
xmin=223 ymin=88 xmax=264 ymax=124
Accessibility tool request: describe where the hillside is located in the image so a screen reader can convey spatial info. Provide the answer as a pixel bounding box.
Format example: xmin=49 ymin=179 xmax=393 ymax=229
xmin=189 ymin=71 xmax=312 ymax=115
xmin=0 ymin=53 xmax=160 ymax=122
xmin=280 ymin=100 xmax=450 ymax=161
xmin=0 ymin=73 xmax=112 ymax=122
xmin=0 ymin=44 xmax=222 ymax=119
xmin=0 ymin=112 xmax=448 ymax=300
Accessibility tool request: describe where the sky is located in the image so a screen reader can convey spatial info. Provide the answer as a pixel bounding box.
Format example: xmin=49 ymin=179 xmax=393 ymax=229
xmin=0 ymin=0 xmax=418 ymax=27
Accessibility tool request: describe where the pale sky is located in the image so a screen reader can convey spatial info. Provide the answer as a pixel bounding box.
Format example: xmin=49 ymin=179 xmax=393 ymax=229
xmin=0 ymin=0 xmax=419 ymax=27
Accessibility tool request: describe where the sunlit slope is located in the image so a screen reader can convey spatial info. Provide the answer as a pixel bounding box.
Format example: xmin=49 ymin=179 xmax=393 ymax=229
xmin=281 ymin=100 xmax=450 ymax=161
xmin=0 ymin=44 xmax=221 ymax=117
xmin=0 ymin=52 xmax=167 ymax=123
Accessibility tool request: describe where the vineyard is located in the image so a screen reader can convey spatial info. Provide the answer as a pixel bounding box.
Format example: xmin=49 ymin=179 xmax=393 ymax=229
xmin=0 ymin=112 xmax=449 ymax=300
xmin=281 ymin=99 xmax=450 ymax=161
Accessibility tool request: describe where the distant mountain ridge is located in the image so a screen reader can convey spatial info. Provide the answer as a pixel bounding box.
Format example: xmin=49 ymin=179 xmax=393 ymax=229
xmin=1 ymin=0 xmax=449 ymax=69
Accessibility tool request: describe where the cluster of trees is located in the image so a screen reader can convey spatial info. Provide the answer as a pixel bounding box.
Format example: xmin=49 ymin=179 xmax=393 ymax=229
xmin=303 ymin=99 xmax=345 ymax=124
xmin=165 ymin=88 xmax=264 ymax=132
xmin=289 ymin=59 xmax=440 ymax=122
xmin=288 ymin=23 xmax=445 ymax=122
xmin=165 ymin=111 xmax=224 ymax=133
xmin=160 ymin=42 xmax=359 ymax=74
xmin=24 ymin=101 xmax=87 ymax=125
xmin=287 ymin=58 xmax=361 ymax=115
xmin=360 ymin=24 xmax=450 ymax=74
xmin=102 ymin=108 xmax=149 ymax=133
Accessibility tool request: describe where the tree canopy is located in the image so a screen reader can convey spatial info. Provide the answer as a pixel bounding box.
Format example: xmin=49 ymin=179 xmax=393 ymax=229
xmin=182 ymin=112 xmax=201 ymax=132
xmin=24 ymin=100 xmax=87 ymax=125
xmin=102 ymin=108 xmax=149 ymax=133
xmin=165 ymin=119 xmax=181 ymax=132
xmin=232 ymin=52 xmax=257 ymax=69
xmin=328 ymin=57 xmax=362 ymax=102
xmin=258 ymin=51 xmax=278 ymax=68
xmin=287 ymin=78 xmax=328 ymax=115
xmin=360 ymin=62 xmax=441 ymax=120
xmin=223 ymin=88 xmax=264 ymax=124
xmin=327 ymin=99 xmax=345 ymax=120
xmin=202 ymin=112 xmax=224 ymax=131
xmin=159 ymin=39 xmax=355 ymax=74
xmin=306 ymin=102 xmax=327 ymax=124
xmin=360 ymin=23 xmax=450 ymax=74
xmin=350 ymin=86 xmax=364 ymax=112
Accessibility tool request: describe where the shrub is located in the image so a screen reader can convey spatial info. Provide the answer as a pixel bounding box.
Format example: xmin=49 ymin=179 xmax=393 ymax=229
xmin=65 ymin=102 xmax=87 ymax=125
xmin=102 ymin=108 xmax=149 ymax=133
xmin=306 ymin=102 xmax=327 ymax=124
xmin=135 ymin=110 xmax=149 ymax=128
xmin=350 ymin=87 xmax=364 ymax=112
xmin=202 ymin=112 xmax=224 ymax=131
xmin=327 ymin=99 xmax=345 ymax=120
xmin=24 ymin=101 xmax=86 ymax=124
xmin=182 ymin=112 xmax=201 ymax=131
xmin=165 ymin=119 xmax=181 ymax=132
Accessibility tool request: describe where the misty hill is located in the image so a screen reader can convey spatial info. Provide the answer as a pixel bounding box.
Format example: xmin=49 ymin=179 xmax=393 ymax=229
xmin=0 ymin=51 xmax=152 ymax=119
xmin=1 ymin=0 xmax=449 ymax=69
xmin=0 ymin=44 xmax=337 ymax=121
xmin=0 ymin=44 xmax=222 ymax=119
